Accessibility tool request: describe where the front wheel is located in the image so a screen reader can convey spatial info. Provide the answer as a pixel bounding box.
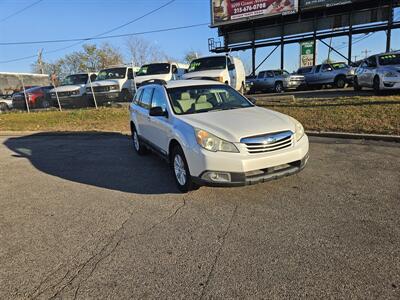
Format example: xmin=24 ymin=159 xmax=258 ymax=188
xmin=131 ymin=124 xmax=147 ymax=155
xmin=353 ymin=77 xmax=362 ymax=91
xmin=274 ymin=82 xmax=284 ymax=93
xmin=335 ymin=76 xmax=346 ymax=89
xmin=373 ymin=76 xmax=382 ymax=95
xmin=171 ymin=145 xmax=195 ymax=193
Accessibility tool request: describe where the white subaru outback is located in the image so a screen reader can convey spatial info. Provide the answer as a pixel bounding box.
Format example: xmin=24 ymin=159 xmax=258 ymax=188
xmin=129 ymin=80 xmax=309 ymax=192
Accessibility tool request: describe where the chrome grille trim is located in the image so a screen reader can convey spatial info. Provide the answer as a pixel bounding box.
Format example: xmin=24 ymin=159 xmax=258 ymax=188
xmin=241 ymin=130 xmax=293 ymax=154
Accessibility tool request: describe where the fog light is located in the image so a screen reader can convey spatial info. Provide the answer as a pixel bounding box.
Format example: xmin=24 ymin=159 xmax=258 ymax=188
xmin=202 ymin=171 xmax=231 ymax=183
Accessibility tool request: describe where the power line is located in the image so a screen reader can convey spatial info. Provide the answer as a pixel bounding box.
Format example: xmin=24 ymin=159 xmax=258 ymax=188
xmin=0 ymin=0 xmax=44 ymax=24
xmin=0 ymin=0 xmax=177 ymax=64
xmin=0 ymin=22 xmax=208 ymax=64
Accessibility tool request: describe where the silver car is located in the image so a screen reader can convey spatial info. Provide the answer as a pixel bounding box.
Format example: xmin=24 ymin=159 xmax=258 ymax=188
xmin=249 ymin=70 xmax=305 ymax=93
xmin=354 ymin=52 xmax=400 ymax=95
xmin=297 ymin=62 xmax=354 ymax=89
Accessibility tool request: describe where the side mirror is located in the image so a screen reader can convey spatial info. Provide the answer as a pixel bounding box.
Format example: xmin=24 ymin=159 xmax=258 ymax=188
xmin=149 ymin=106 xmax=167 ymax=117
xmin=228 ymin=64 xmax=235 ymax=71
xmin=247 ymin=97 xmax=257 ymax=104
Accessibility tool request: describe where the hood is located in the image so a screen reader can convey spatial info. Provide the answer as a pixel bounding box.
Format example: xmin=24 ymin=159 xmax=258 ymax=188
xmin=88 ymin=80 xmax=120 ymax=87
xmin=135 ymin=74 xmax=171 ymax=84
xmin=182 ymin=69 xmax=227 ymax=80
xmin=178 ymin=106 xmax=294 ymax=143
xmin=51 ymin=84 xmax=84 ymax=92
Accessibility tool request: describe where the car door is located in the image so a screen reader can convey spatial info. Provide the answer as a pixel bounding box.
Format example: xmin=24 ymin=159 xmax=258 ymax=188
xmin=136 ymin=87 xmax=153 ymax=138
xmin=320 ymin=64 xmax=333 ymax=84
xmin=255 ymin=71 xmax=266 ymax=90
xmin=356 ymin=61 xmax=368 ymax=86
xmin=146 ymin=86 xmax=171 ymax=154
xmin=309 ymin=65 xmax=321 ymax=85
xmin=365 ymin=56 xmax=377 ymax=87
xmin=266 ymin=71 xmax=275 ymax=89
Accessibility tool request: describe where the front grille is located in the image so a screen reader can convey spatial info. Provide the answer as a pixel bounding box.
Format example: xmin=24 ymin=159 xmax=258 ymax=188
xmin=93 ymin=86 xmax=111 ymax=92
xmin=241 ymin=131 xmax=293 ymax=154
xmin=57 ymin=91 xmax=72 ymax=97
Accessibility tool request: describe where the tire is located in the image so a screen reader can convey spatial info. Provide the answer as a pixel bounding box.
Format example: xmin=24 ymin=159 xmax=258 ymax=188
xmin=274 ymin=82 xmax=284 ymax=93
xmin=171 ymin=145 xmax=195 ymax=193
xmin=120 ymin=89 xmax=131 ymax=102
xmin=131 ymin=124 xmax=147 ymax=155
xmin=373 ymin=76 xmax=381 ymax=95
xmin=353 ymin=77 xmax=362 ymax=91
xmin=0 ymin=102 xmax=8 ymax=113
xmin=335 ymin=76 xmax=346 ymax=89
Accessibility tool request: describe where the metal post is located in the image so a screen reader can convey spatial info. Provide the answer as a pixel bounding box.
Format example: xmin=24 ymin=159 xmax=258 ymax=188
xmin=280 ymin=38 xmax=284 ymax=70
xmin=51 ymin=76 xmax=62 ymax=112
xmin=386 ymin=0 xmax=393 ymax=52
xmin=19 ymin=76 xmax=30 ymax=113
xmin=313 ymin=23 xmax=317 ymax=65
xmin=87 ymin=71 xmax=98 ymax=109
xmin=251 ymin=43 xmax=256 ymax=76
xmin=348 ymin=13 xmax=353 ymax=65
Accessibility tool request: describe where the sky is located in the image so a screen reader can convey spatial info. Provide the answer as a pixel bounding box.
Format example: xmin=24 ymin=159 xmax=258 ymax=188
xmin=0 ymin=0 xmax=399 ymax=74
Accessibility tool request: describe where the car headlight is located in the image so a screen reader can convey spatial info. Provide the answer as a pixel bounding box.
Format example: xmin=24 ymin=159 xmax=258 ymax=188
xmin=289 ymin=117 xmax=305 ymax=141
xmin=71 ymin=90 xmax=80 ymax=95
xmin=109 ymin=85 xmax=119 ymax=91
xmin=195 ymin=129 xmax=239 ymax=153
xmin=384 ymin=71 xmax=398 ymax=78
xmin=213 ymin=77 xmax=224 ymax=83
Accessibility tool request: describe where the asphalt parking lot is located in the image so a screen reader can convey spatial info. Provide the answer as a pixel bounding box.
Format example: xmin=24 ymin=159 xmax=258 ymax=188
xmin=0 ymin=134 xmax=399 ymax=299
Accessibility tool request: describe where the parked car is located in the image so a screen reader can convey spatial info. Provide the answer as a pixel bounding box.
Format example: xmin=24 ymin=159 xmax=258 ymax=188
xmin=129 ymin=79 xmax=309 ymax=192
xmin=245 ymin=75 xmax=257 ymax=93
xmin=354 ymin=52 xmax=400 ymax=94
xmin=12 ymin=86 xmax=54 ymax=109
xmin=183 ymin=55 xmax=246 ymax=93
xmin=248 ymin=70 xmax=306 ymax=93
xmin=297 ymin=62 xmax=354 ymax=89
xmin=0 ymin=97 xmax=13 ymax=112
xmin=86 ymin=66 xmax=137 ymax=104
xmin=135 ymin=62 xmax=188 ymax=87
xmin=50 ymin=73 xmax=97 ymax=108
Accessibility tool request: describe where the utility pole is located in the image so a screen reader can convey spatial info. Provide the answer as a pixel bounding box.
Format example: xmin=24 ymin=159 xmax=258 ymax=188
xmin=353 ymin=55 xmax=358 ymax=62
xmin=37 ymin=49 xmax=44 ymax=74
xmin=362 ymin=49 xmax=371 ymax=58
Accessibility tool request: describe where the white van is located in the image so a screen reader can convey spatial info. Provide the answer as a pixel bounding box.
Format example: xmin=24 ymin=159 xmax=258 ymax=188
xmin=135 ymin=62 xmax=188 ymax=87
xmin=50 ymin=73 xmax=97 ymax=107
xmin=183 ymin=55 xmax=246 ymax=93
xmin=86 ymin=66 xmax=138 ymax=104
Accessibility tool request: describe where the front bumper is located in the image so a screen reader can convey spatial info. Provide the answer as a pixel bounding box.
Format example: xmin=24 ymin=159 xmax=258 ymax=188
xmin=382 ymin=77 xmax=400 ymax=89
xmin=187 ymin=134 xmax=309 ymax=187
xmin=87 ymin=91 xmax=121 ymax=104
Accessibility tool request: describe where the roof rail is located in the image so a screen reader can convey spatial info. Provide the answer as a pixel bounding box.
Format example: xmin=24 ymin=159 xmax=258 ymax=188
xmin=140 ymin=79 xmax=167 ymax=86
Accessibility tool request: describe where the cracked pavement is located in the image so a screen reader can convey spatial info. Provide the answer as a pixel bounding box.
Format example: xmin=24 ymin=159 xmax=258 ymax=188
xmin=0 ymin=134 xmax=399 ymax=299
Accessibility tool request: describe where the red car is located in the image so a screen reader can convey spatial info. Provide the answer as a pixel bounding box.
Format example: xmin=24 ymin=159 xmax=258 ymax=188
xmin=12 ymin=86 xmax=54 ymax=109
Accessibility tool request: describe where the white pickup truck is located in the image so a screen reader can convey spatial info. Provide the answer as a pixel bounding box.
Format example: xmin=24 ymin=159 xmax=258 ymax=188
xmin=183 ymin=55 xmax=246 ymax=93
xmin=50 ymin=73 xmax=97 ymax=107
xmin=86 ymin=66 xmax=138 ymax=104
xmin=135 ymin=62 xmax=188 ymax=87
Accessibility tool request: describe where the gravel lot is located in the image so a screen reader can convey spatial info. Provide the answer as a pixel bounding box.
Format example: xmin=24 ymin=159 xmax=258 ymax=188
xmin=0 ymin=134 xmax=399 ymax=299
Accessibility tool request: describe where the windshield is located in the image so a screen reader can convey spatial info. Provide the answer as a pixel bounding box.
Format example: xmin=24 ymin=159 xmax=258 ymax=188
xmin=331 ymin=63 xmax=348 ymax=70
xmin=96 ymin=68 xmax=126 ymax=80
xmin=273 ymin=70 xmax=289 ymax=76
xmin=167 ymin=84 xmax=253 ymax=115
xmin=61 ymin=74 xmax=88 ymax=86
xmin=188 ymin=57 xmax=226 ymax=72
xmin=378 ymin=54 xmax=400 ymax=66
xmin=137 ymin=63 xmax=170 ymax=76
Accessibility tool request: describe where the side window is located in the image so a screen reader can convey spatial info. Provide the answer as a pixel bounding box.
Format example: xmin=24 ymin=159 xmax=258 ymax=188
xmin=315 ymin=65 xmax=321 ymax=73
xmin=258 ymin=72 xmax=265 ymax=79
xmin=151 ymin=88 xmax=167 ymax=111
xmin=90 ymin=74 xmax=97 ymax=82
xmin=227 ymin=58 xmax=235 ymax=70
xmin=133 ymin=89 xmax=143 ymax=104
xmin=172 ymin=65 xmax=178 ymax=74
xmin=127 ymin=68 xmax=134 ymax=79
xmin=367 ymin=57 xmax=377 ymax=68
xmin=139 ymin=88 xmax=153 ymax=109
xmin=267 ymin=71 xmax=274 ymax=78
xmin=322 ymin=64 xmax=332 ymax=72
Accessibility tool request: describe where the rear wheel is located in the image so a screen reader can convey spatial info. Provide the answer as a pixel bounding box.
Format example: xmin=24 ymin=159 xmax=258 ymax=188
xmin=171 ymin=145 xmax=195 ymax=193
xmin=0 ymin=102 xmax=8 ymax=113
xmin=274 ymin=82 xmax=284 ymax=93
xmin=373 ymin=76 xmax=382 ymax=95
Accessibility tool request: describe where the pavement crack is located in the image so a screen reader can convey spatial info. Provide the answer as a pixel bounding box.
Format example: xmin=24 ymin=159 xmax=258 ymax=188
xmin=199 ymin=203 xmax=238 ymax=300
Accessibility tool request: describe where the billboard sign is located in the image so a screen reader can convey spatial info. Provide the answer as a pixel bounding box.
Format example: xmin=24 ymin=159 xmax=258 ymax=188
xmin=300 ymin=0 xmax=353 ymax=9
xmin=211 ymin=0 xmax=298 ymax=26
xmin=300 ymin=41 xmax=316 ymax=67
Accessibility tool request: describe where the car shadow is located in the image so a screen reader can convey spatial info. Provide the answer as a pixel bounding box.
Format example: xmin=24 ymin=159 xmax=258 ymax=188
xmin=4 ymin=132 xmax=180 ymax=195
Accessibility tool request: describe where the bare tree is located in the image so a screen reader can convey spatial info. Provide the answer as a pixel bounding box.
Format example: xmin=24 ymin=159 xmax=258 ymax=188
xmin=125 ymin=37 xmax=167 ymax=67
xmin=183 ymin=50 xmax=201 ymax=64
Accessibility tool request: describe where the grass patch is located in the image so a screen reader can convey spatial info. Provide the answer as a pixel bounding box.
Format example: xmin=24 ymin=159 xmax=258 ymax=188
xmin=0 ymin=96 xmax=399 ymax=135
